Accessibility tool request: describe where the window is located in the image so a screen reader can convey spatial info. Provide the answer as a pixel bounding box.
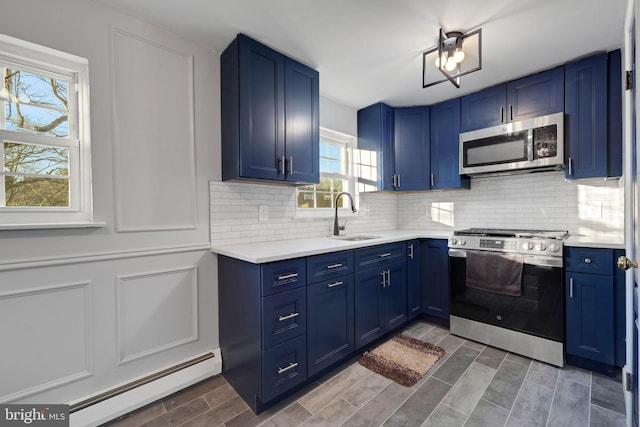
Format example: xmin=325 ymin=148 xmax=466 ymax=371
xmin=0 ymin=34 xmax=93 ymax=227
xmin=298 ymin=128 xmax=353 ymax=210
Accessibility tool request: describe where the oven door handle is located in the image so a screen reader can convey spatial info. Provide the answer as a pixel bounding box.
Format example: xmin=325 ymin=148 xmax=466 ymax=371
xmin=448 ymin=249 xmax=467 ymax=258
xmin=448 ymin=248 xmax=563 ymax=268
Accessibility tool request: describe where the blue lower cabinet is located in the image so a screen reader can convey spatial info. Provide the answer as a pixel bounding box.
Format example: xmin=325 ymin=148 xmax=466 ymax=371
xmin=564 ymin=247 xmax=625 ymax=375
xmin=307 ymin=276 xmax=354 ymax=376
xmin=565 ymin=272 xmax=614 ymax=365
xmin=262 ymin=334 xmax=307 ymax=402
xmin=421 ymin=239 xmax=450 ymax=319
xmin=407 ymin=240 xmax=421 ymax=320
xmin=354 ymin=246 xmax=407 ymax=350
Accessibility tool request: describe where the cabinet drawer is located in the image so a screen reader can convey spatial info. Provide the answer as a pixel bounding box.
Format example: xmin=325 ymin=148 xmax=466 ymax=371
xmin=565 ymin=247 xmax=613 ymax=275
xmin=262 ymin=334 xmax=307 ymax=402
xmin=261 ymin=258 xmax=306 ymax=296
xmin=306 ymin=251 xmax=354 ymax=283
xmin=262 ymin=287 xmax=306 ymax=349
xmin=355 ymin=243 xmax=406 ymax=271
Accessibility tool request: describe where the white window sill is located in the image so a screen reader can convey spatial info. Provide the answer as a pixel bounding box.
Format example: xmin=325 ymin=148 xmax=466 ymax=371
xmin=296 ymin=208 xmax=358 ymax=219
xmin=0 ymin=221 xmax=108 ymax=231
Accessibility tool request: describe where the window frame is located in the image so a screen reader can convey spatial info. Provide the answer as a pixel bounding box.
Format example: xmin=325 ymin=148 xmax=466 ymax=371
xmin=0 ymin=33 xmax=94 ymax=228
xmin=296 ymin=128 xmax=357 ymax=215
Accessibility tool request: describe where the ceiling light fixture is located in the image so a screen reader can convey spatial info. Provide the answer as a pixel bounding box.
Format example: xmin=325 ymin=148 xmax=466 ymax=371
xmin=423 ymin=28 xmax=482 ymax=89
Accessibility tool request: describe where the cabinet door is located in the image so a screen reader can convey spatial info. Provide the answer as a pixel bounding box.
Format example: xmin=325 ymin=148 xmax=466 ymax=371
xmin=307 ymin=276 xmax=354 ymax=376
xmin=460 ymin=85 xmax=506 ymax=132
xmin=421 ymin=239 xmax=449 ymax=319
xmin=506 ymin=67 xmax=564 ymax=122
xmin=354 ymin=269 xmax=385 ymax=349
xmin=565 ymin=53 xmax=608 ymax=179
xmin=284 ymin=58 xmax=319 ymax=184
xmin=393 ymin=107 xmax=430 ymax=190
xmin=430 ymin=98 xmax=469 ymax=190
xmin=383 ymin=260 xmax=407 ymax=331
xmin=565 ymin=272 xmax=614 ymax=365
xmin=407 ymin=240 xmax=421 ymax=320
xmin=238 ymin=35 xmax=286 ymax=180
xmin=357 ymin=103 xmax=394 ymax=191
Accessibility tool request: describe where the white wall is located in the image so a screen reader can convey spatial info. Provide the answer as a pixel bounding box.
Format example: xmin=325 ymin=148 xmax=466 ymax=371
xmin=320 ymin=97 xmax=358 ymax=136
xmin=0 ymin=0 xmax=220 ymax=413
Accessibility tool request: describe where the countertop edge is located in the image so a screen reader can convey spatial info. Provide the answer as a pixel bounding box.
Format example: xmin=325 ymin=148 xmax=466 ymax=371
xmin=211 ymin=231 xmax=450 ymax=263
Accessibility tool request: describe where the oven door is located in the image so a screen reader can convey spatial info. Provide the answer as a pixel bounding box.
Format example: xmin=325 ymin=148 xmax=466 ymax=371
xmin=449 ymin=249 xmax=564 ymax=343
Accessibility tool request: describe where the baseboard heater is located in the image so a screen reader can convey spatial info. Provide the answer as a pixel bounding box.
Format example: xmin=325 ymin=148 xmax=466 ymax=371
xmin=69 ymin=352 xmax=214 ymax=413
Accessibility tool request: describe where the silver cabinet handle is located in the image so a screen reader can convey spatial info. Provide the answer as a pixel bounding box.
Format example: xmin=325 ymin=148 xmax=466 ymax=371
xmin=584 ymin=258 xmax=592 ymax=264
xmin=289 ymin=156 xmax=293 ymax=175
xmin=408 ymin=244 xmax=414 ymax=259
xmin=386 ymin=269 xmax=391 ymax=287
xmin=392 ymin=174 xmax=397 ymax=188
xmin=430 ymin=173 xmax=435 ymax=187
xmin=280 ymin=155 xmax=286 ymax=175
xmin=397 ymin=174 xmax=401 ymax=188
xmin=278 ymin=362 xmax=298 ymax=374
xmin=278 ymin=273 xmax=298 ymax=280
xmin=500 ymin=106 xmax=504 ymax=123
xmin=568 ymin=157 xmax=573 ymax=176
xmin=326 ymin=263 xmax=343 ymax=269
xmin=278 ymin=312 xmax=299 ymax=322
xmin=569 ymin=278 xmax=574 ymax=298
xmin=509 ymin=104 xmax=513 ymax=121
xmin=328 ymin=281 xmax=343 ymax=288
xmin=379 ymin=253 xmax=392 ymax=258
xmin=380 ymin=271 xmax=386 ymax=287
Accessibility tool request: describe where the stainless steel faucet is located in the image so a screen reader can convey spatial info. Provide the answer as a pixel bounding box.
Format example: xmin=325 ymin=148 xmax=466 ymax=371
xmin=333 ymin=192 xmax=357 ymax=236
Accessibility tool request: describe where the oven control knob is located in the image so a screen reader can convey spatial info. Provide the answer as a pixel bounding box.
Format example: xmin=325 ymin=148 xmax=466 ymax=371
xmin=450 ymin=238 xmax=457 ymax=245
xmin=549 ymin=243 xmax=560 ymax=252
xmin=538 ymin=243 xmax=547 ymax=251
xmin=523 ymin=242 xmax=534 ymax=251
xmin=459 ymin=239 xmax=466 ymax=246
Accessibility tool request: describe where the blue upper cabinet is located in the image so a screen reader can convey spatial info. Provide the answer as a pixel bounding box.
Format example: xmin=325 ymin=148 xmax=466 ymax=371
xmin=430 ymin=98 xmax=469 ymax=190
xmin=221 ymin=34 xmax=319 ymax=184
xmin=460 ymin=67 xmax=564 ymax=132
xmin=565 ymin=50 xmax=622 ymax=180
xmin=460 ymin=85 xmax=506 ymax=132
xmin=357 ymin=103 xmax=395 ymax=190
xmin=393 ymin=107 xmax=430 ymax=190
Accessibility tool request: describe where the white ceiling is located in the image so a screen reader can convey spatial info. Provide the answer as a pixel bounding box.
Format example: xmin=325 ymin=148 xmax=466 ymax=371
xmin=94 ymin=0 xmax=628 ymax=110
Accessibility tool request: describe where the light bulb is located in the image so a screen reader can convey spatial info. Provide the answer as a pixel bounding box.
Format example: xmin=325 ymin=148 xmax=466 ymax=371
xmin=454 ymin=49 xmax=465 ymax=63
xmin=435 ymin=53 xmax=447 ymax=68
xmin=445 ymin=57 xmax=457 ymax=71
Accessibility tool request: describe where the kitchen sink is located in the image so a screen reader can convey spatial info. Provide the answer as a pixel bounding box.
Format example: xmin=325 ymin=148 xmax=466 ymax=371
xmin=332 ymin=235 xmax=381 ymax=241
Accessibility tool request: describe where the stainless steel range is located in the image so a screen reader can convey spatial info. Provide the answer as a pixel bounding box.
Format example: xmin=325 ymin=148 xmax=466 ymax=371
xmin=448 ymin=228 xmax=569 ymax=367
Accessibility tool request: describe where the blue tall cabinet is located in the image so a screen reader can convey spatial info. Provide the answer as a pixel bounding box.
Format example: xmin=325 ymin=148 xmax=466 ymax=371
xmin=221 ymin=34 xmax=319 ymax=184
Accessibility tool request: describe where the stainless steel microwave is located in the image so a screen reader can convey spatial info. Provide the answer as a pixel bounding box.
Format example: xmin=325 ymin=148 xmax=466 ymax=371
xmin=459 ymin=112 xmax=564 ymax=176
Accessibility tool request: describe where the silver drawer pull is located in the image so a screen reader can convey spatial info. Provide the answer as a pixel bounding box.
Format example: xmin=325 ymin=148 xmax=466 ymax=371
xmin=326 ymin=263 xmax=343 ymax=269
xmin=278 ymin=362 xmax=298 ymax=374
xmin=328 ymin=281 xmax=344 ymax=288
xmin=379 ymin=253 xmax=392 ymax=258
xmin=277 ymin=273 xmax=298 ymax=280
xmin=584 ymin=258 xmax=592 ymax=264
xmin=278 ymin=312 xmax=299 ymax=322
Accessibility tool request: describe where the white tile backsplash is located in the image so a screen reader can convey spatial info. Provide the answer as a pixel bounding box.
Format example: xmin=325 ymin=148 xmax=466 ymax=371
xmin=210 ymin=171 xmax=624 ymax=245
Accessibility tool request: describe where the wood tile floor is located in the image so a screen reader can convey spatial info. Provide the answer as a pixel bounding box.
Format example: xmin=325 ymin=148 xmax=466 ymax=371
xmin=104 ymin=320 xmax=627 ymax=427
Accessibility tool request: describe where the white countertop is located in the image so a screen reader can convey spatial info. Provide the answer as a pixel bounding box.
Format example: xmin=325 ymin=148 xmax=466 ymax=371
xmin=210 ymin=230 xmax=450 ymax=263
xmin=565 ymin=235 xmax=625 ymax=250
xmin=211 ymin=230 xmax=625 ymax=263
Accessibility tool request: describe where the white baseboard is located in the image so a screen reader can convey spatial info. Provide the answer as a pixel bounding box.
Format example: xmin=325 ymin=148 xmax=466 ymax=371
xmin=69 ymin=348 xmax=222 ymax=427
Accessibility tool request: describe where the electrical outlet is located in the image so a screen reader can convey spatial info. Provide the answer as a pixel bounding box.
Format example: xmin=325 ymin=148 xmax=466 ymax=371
xmin=588 ymin=202 xmax=603 ymax=218
xmin=259 ymin=205 xmax=269 ymax=222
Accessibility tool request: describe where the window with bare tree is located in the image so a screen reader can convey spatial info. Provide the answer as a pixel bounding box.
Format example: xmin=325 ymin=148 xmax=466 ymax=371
xmin=0 ymin=34 xmax=93 ymax=226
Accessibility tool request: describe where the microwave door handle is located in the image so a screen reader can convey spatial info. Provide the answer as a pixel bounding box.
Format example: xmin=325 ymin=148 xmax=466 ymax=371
xmin=527 ymin=129 xmax=534 ymax=161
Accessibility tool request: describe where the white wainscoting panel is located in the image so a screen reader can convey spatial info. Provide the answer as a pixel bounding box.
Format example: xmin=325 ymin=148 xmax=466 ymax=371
xmin=111 ymin=28 xmax=197 ymax=232
xmin=0 ymin=282 xmax=92 ymax=402
xmin=117 ymin=266 xmax=198 ymax=364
